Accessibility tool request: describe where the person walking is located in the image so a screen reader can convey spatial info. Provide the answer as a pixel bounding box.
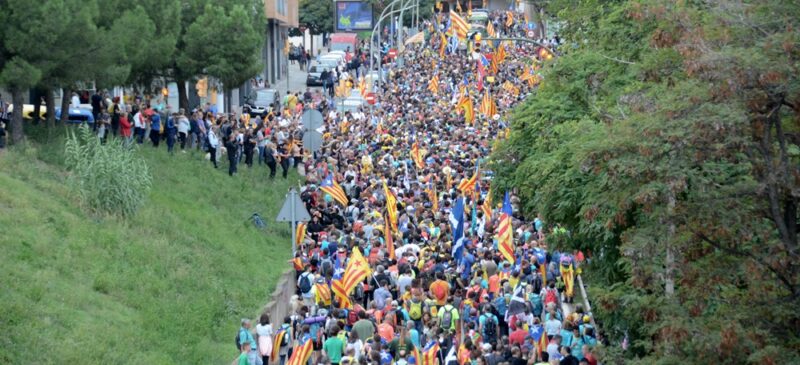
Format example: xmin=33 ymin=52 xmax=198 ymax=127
xmin=225 ymin=133 xmax=239 ymax=176
xmin=165 ymin=113 xmax=178 ymax=154
xmin=149 ymin=110 xmax=161 ymax=147
xmin=256 ymin=313 xmax=274 ymax=365
xmin=177 ymin=110 xmax=190 ymax=151
xmin=207 ymin=126 xmax=219 ymax=169
xmin=119 ymin=107 xmax=132 ymax=147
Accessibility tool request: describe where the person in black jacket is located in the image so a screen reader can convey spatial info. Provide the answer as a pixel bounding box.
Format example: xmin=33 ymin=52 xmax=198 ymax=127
xmin=224 ymin=134 xmax=238 ymax=176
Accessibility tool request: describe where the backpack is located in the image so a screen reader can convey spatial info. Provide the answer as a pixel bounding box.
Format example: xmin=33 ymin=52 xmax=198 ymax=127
xmin=531 ymin=274 xmax=543 ymax=294
xmin=408 ymin=300 xmax=423 ymax=320
xmin=280 ymin=328 xmax=290 ymax=347
xmin=544 ymin=288 xmax=558 ymax=307
xmin=235 ymin=330 xmax=242 ymax=351
xmin=529 ymin=293 xmax=543 ymax=316
xmin=320 ymin=258 xmax=333 ymax=277
xmin=299 ymin=273 xmax=312 ymax=293
xmin=353 ymin=283 xmax=365 ymax=301
xmin=483 ymin=314 xmax=497 ymax=340
xmin=440 ymin=305 xmax=454 ymax=330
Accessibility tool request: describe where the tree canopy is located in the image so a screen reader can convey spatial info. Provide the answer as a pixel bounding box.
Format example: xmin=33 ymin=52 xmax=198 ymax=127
xmin=493 ymin=0 xmax=800 ymax=363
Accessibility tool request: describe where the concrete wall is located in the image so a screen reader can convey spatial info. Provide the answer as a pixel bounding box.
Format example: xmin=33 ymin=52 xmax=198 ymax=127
xmin=259 ymin=269 xmax=297 ymax=327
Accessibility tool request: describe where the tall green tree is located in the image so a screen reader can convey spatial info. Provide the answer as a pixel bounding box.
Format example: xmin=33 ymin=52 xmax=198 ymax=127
xmin=493 ymin=0 xmax=800 ymax=363
xmin=183 ymin=3 xmax=262 ymax=107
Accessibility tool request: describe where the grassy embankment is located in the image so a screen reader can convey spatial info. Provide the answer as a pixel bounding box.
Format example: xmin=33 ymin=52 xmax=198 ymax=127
xmin=0 ymin=125 xmax=298 ymax=364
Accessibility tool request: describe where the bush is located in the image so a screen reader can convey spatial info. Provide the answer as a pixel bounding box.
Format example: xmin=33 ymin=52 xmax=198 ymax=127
xmin=64 ymin=126 xmax=152 ymax=216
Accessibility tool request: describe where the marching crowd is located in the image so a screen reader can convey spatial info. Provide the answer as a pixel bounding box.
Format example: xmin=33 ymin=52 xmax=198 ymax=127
xmin=234 ymin=9 xmax=603 ymax=365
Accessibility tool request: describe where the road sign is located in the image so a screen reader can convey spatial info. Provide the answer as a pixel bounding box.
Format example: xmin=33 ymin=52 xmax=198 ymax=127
xmin=527 ymin=30 xmax=535 ymax=38
xmin=302 ymin=109 xmax=324 ymax=130
xmin=302 ymin=129 xmax=324 ymax=153
xmin=276 ymin=188 xmax=311 ymax=254
xmin=365 ymin=92 xmax=376 ymax=105
xmin=387 ymin=49 xmax=398 ymax=58
xmin=276 ymin=188 xmax=311 ymax=223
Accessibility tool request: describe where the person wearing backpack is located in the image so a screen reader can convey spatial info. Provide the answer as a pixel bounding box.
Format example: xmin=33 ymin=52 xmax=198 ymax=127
xmin=437 ymin=298 xmax=460 ymax=333
xmin=238 ymin=318 xmax=262 ymax=365
xmin=543 ymin=281 xmax=559 ymax=309
xmin=406 ymin=298 xmax=424 ymax=332
xmin=298 ymin=266 xmax=315 ymax=300
xmin=277 ymin=316 xmax=293 ymax=365
xmin=479 ymin=306 xmax=499 ymax=344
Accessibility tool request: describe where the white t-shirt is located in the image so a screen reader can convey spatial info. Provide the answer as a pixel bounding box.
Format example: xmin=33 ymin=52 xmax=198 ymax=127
xmin=256 ymin=323 xmax=273 ymax=337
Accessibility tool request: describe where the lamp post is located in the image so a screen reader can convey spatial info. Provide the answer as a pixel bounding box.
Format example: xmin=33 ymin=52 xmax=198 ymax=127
xmin=370 ymin=0 xmax=418 ymax=88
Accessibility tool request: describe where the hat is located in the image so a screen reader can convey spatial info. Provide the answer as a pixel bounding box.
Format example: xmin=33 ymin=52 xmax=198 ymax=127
xmin=583 ymin=315 xmax=591 ymax=323
xmin=391 ymin=300 xmax=399 ymax=307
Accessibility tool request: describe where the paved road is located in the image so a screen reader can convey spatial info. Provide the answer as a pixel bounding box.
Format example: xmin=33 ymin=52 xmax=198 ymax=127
xmin=274 ymin=56 xmax=328 ymax=98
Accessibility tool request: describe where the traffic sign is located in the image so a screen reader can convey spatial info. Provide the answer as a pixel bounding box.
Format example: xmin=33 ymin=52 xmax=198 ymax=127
xmin=365 ymin=92 xmax=376 ymax=105
xmin=527 ymin=30 xmax=535 ymax=38
xmin=276 ymin=188 xmax=311 ymax=254
xmin=302 ymin=109 xmax=324 ymax=129
xmin=387 ymin=49 xmax=398 ymax=58
xmin=302 ymin=130 xmax=324 ymax=153
xmin=276 ymin=188 xmax=311 ymax=223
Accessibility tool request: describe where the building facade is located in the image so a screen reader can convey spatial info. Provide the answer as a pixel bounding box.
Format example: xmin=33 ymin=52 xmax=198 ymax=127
xmin=263 ymin=0 xmax=299 ymax=87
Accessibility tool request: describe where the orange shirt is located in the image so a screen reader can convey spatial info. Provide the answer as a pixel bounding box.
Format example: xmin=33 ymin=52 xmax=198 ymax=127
xmin=377 ymin=323 xmax=394 ymax=343
xmin=488 ymin=275 xmax=501 ymax=294
xmin=430 ymin=279 xmax=450 ymax=306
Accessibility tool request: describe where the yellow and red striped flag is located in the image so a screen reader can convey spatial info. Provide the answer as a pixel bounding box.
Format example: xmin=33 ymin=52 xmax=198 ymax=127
xmin=287 ymin=339 xmax=314 ymax=365
xmin=439 ymin=33 xmax=447 ymax=57
xmin=458 ymin=166 xmax=480 ymax=195
xmin=496 ymin=192 xmax=515 ymax=264
xmin=457 ymin=95 xmax=474 ymax=124
xmin=481 ymin=187 xmax=493 ymax=220
xmin=411 ymin=141 xmax=425 ymax=169
xmin=320 ymin=173 xmax=349 ymax=206
xmin=422 ymin=341 xmax=441 ymax=365
xmin=296 ymin=222 xmax=306 ymax=245
xmin=385 ymin=215 xmax=396 ymax=260
xmin=487 ymin=21 xmax=496 ymax=37
xmin=383 ymin=181 xmax=399 ymax=233
xmin=272 ymin=329 xmax=287 ymax=360
xmin=495 ymin=43 xmax=507 ymax=64
xmin=450 ymin=12 xmax=469 ymax=39
xmin=428 ymin=74 xmax=440 ymax=94
xmin=425 ymin=182 xmax=439 ymax=212
xmin=506 ymin=11 xmax=514 ymax=27
xmin=479 ymin=89 xmax=497 ymax=118
xmin=315 ymin=282 xmax=332 ymax=306
xmin=331 ymin=247 xmax=372 ymax=304
xmin=489 ymin=55 xmax=498 ymax=75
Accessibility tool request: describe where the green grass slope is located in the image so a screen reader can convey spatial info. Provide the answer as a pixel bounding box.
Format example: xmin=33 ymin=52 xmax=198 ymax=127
xmin=0 ymin=129 xmax=297 ymax=364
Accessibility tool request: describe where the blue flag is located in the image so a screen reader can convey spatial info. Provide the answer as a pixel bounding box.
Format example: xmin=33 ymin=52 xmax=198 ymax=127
xmin=450 ymin=197 xmax=466 ymax=261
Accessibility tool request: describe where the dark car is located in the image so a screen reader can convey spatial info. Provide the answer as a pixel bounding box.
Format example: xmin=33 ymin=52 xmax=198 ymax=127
xmin=306 ymin=65 xmax=332 ymax=87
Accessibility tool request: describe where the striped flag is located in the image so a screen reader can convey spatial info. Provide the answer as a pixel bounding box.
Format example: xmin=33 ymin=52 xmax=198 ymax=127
xmin=422 ymin=341 xmax=441 ymax=365
xmin=272 ymin=329 xmax=287 ymax=360
xmin=481 ymin=187 xmax=493 ymax=220
xmin=384 ymin=214 xmax=396 ymax=260
xmin=506 ymin=11 xmax=514 ymax=27
xmin=489 ymin=55 xmax=499 ymax=75
xmin=320 ymin=173 xmax=349 ymax=206
xmin=411 ymin=141 xmax=425 ymax=169
xmin=287 ymin=339 xmax=314 ymax=365
xmin=497 ymin=192 xmax=515 ymax=264
xmin=529 ymin=324 xmax=547 ymax=356
xmin=495 ymin=43 xmax=507 ymax=63
xmin=458 ymin=165 xmax=480 ymax=194
xmin=479 ymin=89 xmax=497 ymax=118
xmin=457 ymin=96 xmax=474 ymax=124
xmin=292 ymin=257 xmax=304 ymax=271
xmin=450 ymin=12 xmax=469 ymax=39
xmin=315 ymin=282 xmax=332 ymax=306
xmin=439 ymin=33 xmax=447 ymax=57
xmin=426 ymin=182 xmax=439 ymax=212
xmin=331 ymin=247 xmax=372 ymax=304
xmin=427 ymin=74 xmax=440 ymax=94
xmin=487 ymin=21 xmax=496 ymax=37
xmin=296 ymin=222 xmax=306 ymax=245
xmin=383 ymin=181 xmax=398 ymax=233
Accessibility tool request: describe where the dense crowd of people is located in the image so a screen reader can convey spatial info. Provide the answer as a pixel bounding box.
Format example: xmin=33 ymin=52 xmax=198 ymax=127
xmin=234 ymin=9 xmax=603 ymax=365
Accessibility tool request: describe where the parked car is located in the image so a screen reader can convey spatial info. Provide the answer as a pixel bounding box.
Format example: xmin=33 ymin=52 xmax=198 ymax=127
xmin=307 ymin=65 xmax=333 ymax=86
xmin=246 ymin=89 xmax=277 ymax=117
xmin=55 ymin=105 xmax=94 ymax=124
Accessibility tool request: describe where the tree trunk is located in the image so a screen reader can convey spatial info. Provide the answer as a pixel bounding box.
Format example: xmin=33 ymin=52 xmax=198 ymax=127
xmin=177 ymin=78 xmax=188 ymax=111
xmin=32 ymin=87 xmax=42 ymax=125
xmin=45 ymin=86 xmax=55 ymax=128
xmin=10 ymin=88 xmax=25 ymax=145
xmin=60 ymin=87 xmax=71 ymax=123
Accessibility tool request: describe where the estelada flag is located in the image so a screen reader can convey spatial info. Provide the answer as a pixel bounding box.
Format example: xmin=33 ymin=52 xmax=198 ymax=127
xmin=427 ymin=74 xmax=440 ymax=94
xmin=272 ymin=329 xmax=287 ymax=360
xmin=411 ymin=141 xmax=425 ymax=169
xmin=384 ymin=214 xmax=396 ymax=260
xmin=497 ymin=192 xmax=515 ymax=264
xmin=422 ymin=341 xmax=441 ymax=365
xmin=287 ymin=339 xmax=314 ymax=365
xmin=320 ymin=173 xmax=349 ymax=206
xmin=450 ymin=12 xmax=468 ymax=39
xmin=295 ymin=222 xmax=306 ymax=245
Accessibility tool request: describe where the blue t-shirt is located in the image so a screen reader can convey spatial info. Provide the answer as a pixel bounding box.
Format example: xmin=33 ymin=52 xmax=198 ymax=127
xmin=150 ymin=114 xmax=161 ymax=131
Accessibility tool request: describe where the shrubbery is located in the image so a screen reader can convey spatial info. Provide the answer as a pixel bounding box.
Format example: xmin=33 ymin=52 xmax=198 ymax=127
xmin=64 ymin=126 xmax=152 ymax=216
